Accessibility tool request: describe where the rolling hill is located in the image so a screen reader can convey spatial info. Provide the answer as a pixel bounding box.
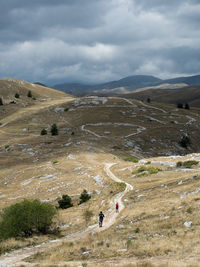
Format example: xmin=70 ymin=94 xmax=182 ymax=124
xmin=52 ymin=74 xmax=200 ymax=96
xmin=1 ymin=79 xmax=200 ymax=266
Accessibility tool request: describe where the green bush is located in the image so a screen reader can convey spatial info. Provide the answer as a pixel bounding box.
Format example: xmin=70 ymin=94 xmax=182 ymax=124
xmin=0 ymin=97 xmax=3 ymax=106
xmin=176 ymin=161 xmax=183 ymax=167
xmin=124 ymin=156 xmax=138 ymax=163
xmin=79 ymin=189 xmax=91 ymax=205
xmin=0 ymin=199 xmax=57 ymax=239
xmin=51 ymin=123 xmax=58 ymax=136
xmin=64 ymin=107 xmax=69 ymax=112
xmin=148 ymin=167 xmax=159 ymax=174
xmin=58 ymin=195 xmax=73 ymax=209
xmin=40 ymin=129 xmax=47 ymax=135
xmin=183 ymin=160 xmax=198 ymax=168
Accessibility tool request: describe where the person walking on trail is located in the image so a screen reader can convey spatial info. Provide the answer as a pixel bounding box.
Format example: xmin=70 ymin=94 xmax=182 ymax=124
xmin=116 ymin=202 xmax=119 ymax=213
xmin=99 ymin=211 xmax=105 ymax=227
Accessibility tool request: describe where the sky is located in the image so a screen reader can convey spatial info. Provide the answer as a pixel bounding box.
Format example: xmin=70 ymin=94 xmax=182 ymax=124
xmin=0 ymin=0 xmax=200 ymax=85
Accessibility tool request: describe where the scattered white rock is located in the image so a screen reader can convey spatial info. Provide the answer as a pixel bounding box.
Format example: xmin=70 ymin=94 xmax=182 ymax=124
xmin=67 ymin=154 xmax=75 ymax=160
xmin=116 ymin=224 xmax=125 ymax=229
xmin=116 ymin=249 xmax=127 ymax=253
xmin=54 ymin=107 xmax=65 ymax=112
xmin=184 ymin=221 xmax=192 ymax=227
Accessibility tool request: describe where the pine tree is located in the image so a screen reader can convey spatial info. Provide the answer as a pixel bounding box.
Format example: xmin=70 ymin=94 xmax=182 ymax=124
xmin=185 ymin=103 xmax=190 ymax=110
xmin=51 ymin=124 xmax=58 ymax=135
xmin=15 ymin=93 xmax=20 ymax=98
xmin=58 ymin=195 xmax=73 ymax=209
xmin=79 ymin=189 xmax=91 ymax=205
xmin=27 ymin=90 xmax=32 ymax=98
xmin=40 ymin=129 xmax=47 ymax=135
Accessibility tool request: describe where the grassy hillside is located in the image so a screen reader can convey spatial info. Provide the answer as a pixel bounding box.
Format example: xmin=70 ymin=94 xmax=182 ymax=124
xmin=0 ymin=86 xmax=200 ymax=266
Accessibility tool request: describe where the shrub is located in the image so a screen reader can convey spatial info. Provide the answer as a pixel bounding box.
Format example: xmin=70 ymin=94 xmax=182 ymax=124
xmin=27 ymin=90 xmax=32 ymax=98
xmin=135 ymin=227 xmax=140 ymax=233
xmin=148 ymin=167 xmax=159 ymax=174
xmin=124 ymin=156 xmax=138 ymax=163
xmin=185 ymin=103 xmax=190 ymax=110
xmin=0 ymin=199 xmax=57 ymax=239
xmin=64 ymin=107 xmax=69 ymax=112
xmin=51 ymin=123 xmax=58 ymax=136
xmin=179 ymin=134 xmax=191 ymax=148
xmin=40 ymin=129 xmax=47 ymax=135
xmin=79 ymin=189 xmax=91 ymax=205
xmin=147 ymin=97 xmax=151 ymax=103
xmin=183 ymin=160 xmax=198 ymax=168
xmin=176 ymin=161 xmax=183 ymax=167
xmin=177 ymin=103 xmax=183 ymax=108
xmin=0 ymin=97 xmax=3 ymax=105
xmin=15 ymin=93 xmax=20 ymax=98
xmin=58 ymin=195 xmax=73 ymax=209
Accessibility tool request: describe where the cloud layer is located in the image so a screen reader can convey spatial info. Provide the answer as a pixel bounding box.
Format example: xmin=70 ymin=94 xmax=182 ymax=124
xmin=0 ymin=0 xmax=200 ymax=84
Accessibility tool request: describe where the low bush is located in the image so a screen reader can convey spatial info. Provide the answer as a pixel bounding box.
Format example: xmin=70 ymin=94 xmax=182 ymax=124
xmin=183 ymin=160 xmax=198 ymax=168
xmin=58 ymin=195 xmax=73 ymax=209
xmin=15 ymin=93 xmax=20 ymax=98
xmin=79 ymin=189 xmax=91 ymax=205
xmin=40 ymin=129 xmax=47 ymax=135
xmin=124 ymin=156 xmax=138 ymax=163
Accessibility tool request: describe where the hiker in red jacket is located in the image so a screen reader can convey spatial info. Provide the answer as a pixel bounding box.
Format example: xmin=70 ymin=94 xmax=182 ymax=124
xmin=116 ymin=202 xmax=119 ymax=213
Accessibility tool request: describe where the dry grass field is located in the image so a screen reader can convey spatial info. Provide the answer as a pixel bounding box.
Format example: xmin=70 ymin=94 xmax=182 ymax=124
xmin=1 ymin=79 xmax=200 ymax=266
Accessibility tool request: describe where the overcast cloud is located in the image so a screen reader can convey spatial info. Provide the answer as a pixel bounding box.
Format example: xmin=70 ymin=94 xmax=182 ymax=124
xmin=0 ymin=0 xmax=200 ymax=85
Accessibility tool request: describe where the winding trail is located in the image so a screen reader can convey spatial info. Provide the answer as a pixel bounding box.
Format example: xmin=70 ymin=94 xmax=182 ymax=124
xmin=0 ymin=163 xmax=133 ymax=266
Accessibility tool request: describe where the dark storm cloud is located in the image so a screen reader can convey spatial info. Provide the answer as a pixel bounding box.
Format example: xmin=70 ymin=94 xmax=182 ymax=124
xmin=0 ymin=0 xmax=200 ymax=84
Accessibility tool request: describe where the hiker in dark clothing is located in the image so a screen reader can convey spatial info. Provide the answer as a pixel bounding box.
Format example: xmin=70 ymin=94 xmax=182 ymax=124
xmin=99 ymin=211 xmax=105 ymax=227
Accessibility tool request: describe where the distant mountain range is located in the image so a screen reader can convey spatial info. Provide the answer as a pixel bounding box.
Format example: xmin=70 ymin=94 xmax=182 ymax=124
xmin=52 ymin=74 xmax=200 ymax=96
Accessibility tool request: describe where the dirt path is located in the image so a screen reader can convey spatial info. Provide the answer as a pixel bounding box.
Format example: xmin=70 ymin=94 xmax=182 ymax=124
xmin=0 ymin=97 xmax=75 ymax=126
xmin=0 ymin=163 xmax=133 ymax=266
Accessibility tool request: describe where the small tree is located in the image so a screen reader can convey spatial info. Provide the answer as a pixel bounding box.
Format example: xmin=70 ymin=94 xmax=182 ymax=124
xmin=79 ymin=189 xmax=91 ymax=205
xmin=147 ymin=97 xmax=151 ymax=103
xmin=185 ymin=103 xmax=190 ymax=110
xmin=177 ymin=103 xmax=183 ymax=108
xmin=27 ymin=90 xmax=32 ymax=98
xmin=179 ymin=134 xmax=191 ymax=148
xmin=0 ymin=199 xmax=57 ymax=239
xmin=40 ymin=129 xmax=47 ymax=135
xmin=15 ymin=93 xmax=20 ymax=98
xmin=51 ymin=123 xmax=58 ymax=135
xmin=58 ymin=195 xmax=73 ymax=209
xmin=0 ymin=97 xmax=3 ymax=105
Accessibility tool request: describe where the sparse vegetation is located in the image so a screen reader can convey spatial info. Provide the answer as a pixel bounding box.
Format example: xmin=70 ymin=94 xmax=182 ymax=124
xmin=58 ymin=195 xmax=73 ymax=209
xmin=133 ymin=166 xmax=160 ymax=176
xmin=83 ymin=210 xmax=93 ymax=225
xmin=124 ymin=156 xmax=138 ymax=163
xmin=0 ymin=199 xmax=57 ymax=239
xmin=40 ymin=128 xmax=47 ymax=135
xmin=79 ymin=189 xmax=91 ymax=205
xmin=50 ymin=123 xmax=58 ymax=136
